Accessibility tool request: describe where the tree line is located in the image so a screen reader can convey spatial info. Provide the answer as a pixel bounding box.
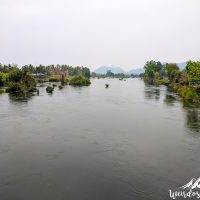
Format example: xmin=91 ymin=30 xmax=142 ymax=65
xmin=0 ymin=63 xmax=91 ymax=94
xmin=0 ymin=63 xmax=91 ymax=78
xmin=144 ymin=60 xmax=200 ymax=102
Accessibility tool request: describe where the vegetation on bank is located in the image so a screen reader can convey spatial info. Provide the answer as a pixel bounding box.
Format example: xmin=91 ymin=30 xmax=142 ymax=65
xmin=144 ymin=60 xmax=200 ymax=103
xmin=0 ymin=63 xmax=91 ymax=94
xmin=0 ymin=67 xmax=37 ymax=94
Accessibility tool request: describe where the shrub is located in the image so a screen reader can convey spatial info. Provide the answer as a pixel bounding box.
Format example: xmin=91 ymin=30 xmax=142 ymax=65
xmin=69 ymin=74 xmax=91 ymax=86
xmin=59 ymin=85 xmax=63 ymax=89
xmin=46 ymin=85 xmax=54 ymax=93
xmin=155 ymin=77 xmax=170 ymax=86
xmin=177 ymin=87 xmax=199 ymax=101
xmin=0 ymin=72 xmax=7 ymax=86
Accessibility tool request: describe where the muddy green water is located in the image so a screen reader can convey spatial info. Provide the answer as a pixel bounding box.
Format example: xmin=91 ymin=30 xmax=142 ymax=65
xmin=0 ymin=78 xmax=200 ymax=200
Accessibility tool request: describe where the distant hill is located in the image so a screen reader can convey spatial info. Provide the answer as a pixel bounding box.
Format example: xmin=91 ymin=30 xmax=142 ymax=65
xmin=177 ymin=62 xmax=187 ymax=70
xmin=94 ymin=66 xmax=126 ymax=74
xmin=94 ymin=62 xmax=187 ymax=75
xmin=127 ymin=68 xmax=144 ymax=75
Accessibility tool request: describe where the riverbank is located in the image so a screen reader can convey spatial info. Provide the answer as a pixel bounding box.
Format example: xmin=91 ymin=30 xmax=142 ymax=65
xmin=143 ymin=60 xmax=200 ymax=103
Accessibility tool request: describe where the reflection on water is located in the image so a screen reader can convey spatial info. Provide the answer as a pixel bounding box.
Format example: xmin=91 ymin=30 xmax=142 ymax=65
xmin=145 ymin=84 xmax=200 ymax=134
xmin=164 ymin=94 xmax=177 ymax=106
xmin=144 ymin=85 xmax=160 ymax=101
xmin=8 ymin=92 xmax=34 ymax=103
xmin=0 ymin=79 xmax=200 ymax=200
xmin=185 ymin=108 xmax=200 ymax=133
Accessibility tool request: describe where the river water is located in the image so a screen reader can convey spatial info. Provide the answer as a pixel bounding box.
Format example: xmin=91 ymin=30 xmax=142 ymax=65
xmin=0 ymin=78 xmax=200 ymax=200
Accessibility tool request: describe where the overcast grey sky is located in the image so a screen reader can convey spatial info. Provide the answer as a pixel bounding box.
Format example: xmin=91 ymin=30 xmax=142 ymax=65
xmin=0 ymin=0 xmax=200 ymax=70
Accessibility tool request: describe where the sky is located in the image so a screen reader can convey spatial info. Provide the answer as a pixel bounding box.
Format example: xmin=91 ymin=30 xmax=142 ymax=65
xmin=0 ymin=0 xmax=200 ymax=71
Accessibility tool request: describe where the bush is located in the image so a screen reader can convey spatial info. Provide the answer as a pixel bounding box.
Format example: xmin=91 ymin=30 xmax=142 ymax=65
xmin=155 ymin=77 xmax=170 ymax=86
xmin=177 ymin=87 xmax=199 ymax=102
xmin=6 ymin=82 xmax=24 ymax=93
xmin=59 ymin=85 xmax=63 ymax=89
xmin=46 ymin=85 xmax=54 ymax=93
xmin=69 ymin=74 xmax=91 ymax=86
xmin=49 ymin=77 xmax=60 ymax=82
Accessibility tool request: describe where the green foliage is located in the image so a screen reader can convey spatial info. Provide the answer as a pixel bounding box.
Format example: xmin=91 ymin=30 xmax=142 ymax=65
xmin=155 ymin=77 xmax=170 ymax=85
xmin=154 ymin=72 xmax=160 ymax=79
xmin=59 ymin=85 xmax=63 ymax=89
xmin=64 ymin=78 xmax=70 ymax=84
xmin=8 ymin=67 xmax=23 ymax=82
xmin=69 ymin=74 xmax=91 ymax=86
xmin=23 ymin=73 xmax=36 ymax=88
xmin=82 ymin=67 xmax=91 ymax=78
xmin=22 ymin=65 xmax=35 ymax=74
xmin=144 ymin=61 xmax=163 ymax=78
xmin=179 ymin=70 xmax=190 ymax=86
xmin=46 ymin=85 xmax=54 ymax=93
xmin=5 ymin=68 xmax=36 ymax=93
xmin=177 ymin=86 xmax=199 ymax=102
xmin=169 ymin=83 xmax=200 ymax=103
xmin=186 ymin=61 xmax=200 ymax=82
xmin=0 ymin=72 xmax=8 ymax=86
xmin=144 ymin=60 xmax=200 ymax=103
xmin=165 ymin=63 xmax=179 ymax=81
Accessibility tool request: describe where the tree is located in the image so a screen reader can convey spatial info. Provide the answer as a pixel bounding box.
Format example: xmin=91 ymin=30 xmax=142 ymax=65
xmin=186 ymin=61 xmax=200 ymax=82
xmin=8 ymin=67 xmax=23 ymax=82
xmin=179 ymin=70 xmax=190 ymax=86
xmin=144 ymin=61 xmax=163 ymax=78
xmin=82 ymin=67 xmax=91 ymax=78
xmin=165 ymin=63 xmax=179 ymax=81
xmin=22 ymin=64 xmax=35 ymax=74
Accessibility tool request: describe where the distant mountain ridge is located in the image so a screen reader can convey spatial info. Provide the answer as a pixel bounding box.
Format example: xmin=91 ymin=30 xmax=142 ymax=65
xmin=94 ymin=66 xmax=126 ymax=74
xmin=94 ymin=62 xmax=187 ymax=75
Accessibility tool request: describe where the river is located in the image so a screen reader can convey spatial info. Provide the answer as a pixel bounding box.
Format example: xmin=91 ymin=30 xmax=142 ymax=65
xmin=0 ymin=78 xmax=200 ymax=200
